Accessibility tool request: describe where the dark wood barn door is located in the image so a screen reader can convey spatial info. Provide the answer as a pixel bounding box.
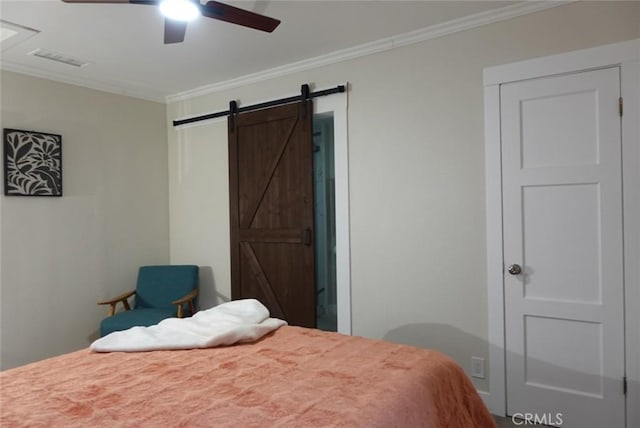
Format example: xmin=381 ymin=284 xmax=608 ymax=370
xmin=228 ymin=101 xmax=316 ymax=328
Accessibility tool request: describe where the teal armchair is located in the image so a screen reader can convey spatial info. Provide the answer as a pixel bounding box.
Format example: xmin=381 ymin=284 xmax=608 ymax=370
xmin=98 ymin=265 xmax=199 ymax=337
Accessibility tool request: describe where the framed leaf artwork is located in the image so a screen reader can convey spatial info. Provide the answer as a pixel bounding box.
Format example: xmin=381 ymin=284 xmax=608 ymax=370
xmin=3 ymin=129 xmax=62 ymax=196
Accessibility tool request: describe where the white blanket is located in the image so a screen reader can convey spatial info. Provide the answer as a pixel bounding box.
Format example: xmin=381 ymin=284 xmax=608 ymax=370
xmin=90 ymin=299 xmax=287 ymax=352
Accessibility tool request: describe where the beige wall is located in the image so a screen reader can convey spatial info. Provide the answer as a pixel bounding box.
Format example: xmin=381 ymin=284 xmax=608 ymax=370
xmin=0 ymin=72 xmax=170 ymax=369
xmin=167 ymin=1 xmax=640 ymax=393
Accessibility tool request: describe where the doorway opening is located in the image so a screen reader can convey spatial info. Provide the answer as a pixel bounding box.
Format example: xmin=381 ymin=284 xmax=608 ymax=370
xmin=313 ymin=114 xmax=337 ymax=332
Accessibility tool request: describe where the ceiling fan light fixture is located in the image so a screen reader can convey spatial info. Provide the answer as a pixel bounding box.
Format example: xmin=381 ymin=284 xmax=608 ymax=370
xmin=160 ymin=0 xmax=200 ymax=22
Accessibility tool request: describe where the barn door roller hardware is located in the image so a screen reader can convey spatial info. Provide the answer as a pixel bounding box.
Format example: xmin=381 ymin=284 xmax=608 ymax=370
xmin=172 ymin=84 xmax=346 ymax=127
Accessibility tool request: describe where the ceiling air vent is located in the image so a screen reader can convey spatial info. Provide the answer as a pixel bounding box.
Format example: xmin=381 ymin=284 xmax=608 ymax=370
xmin=28 ymin=48 xmax=90 ymax=68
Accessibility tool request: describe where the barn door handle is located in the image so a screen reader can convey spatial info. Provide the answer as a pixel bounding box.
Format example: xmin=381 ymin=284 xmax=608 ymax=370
xmin=301 ymin=228 xmax=312 ymax=246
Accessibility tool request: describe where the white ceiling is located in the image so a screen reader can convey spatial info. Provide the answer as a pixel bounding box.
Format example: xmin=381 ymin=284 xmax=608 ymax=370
xmin=0 ymin=0 xmax=535 ymax=102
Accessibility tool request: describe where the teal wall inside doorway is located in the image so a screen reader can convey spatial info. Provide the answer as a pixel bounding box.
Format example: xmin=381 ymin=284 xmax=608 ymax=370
xmin=313 ymin=114 xmax=337 ymax=331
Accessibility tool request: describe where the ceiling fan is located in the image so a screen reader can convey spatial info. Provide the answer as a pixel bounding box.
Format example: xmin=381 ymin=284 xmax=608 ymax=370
xmin=61 ymin=0 xmax=281 ymax=44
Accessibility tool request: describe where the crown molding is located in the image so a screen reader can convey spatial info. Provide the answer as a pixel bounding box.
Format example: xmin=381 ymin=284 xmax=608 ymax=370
xmin=0 ymin=60 xmax=167 ymax=103
xmin=165 ymin=1 xmax=572 ymax=103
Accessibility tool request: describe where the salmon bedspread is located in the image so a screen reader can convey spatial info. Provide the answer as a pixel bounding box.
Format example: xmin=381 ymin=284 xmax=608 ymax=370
xmin=0 ymin=326 xmax=496 ymax=428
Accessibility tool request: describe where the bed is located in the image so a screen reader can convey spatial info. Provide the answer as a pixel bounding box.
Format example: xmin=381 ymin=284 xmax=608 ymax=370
xmin=0 ymin=309 xmax=495 ymax=427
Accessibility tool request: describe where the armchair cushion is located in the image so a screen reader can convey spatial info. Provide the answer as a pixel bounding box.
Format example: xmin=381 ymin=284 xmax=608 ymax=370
xmin=135 ymin=265 xmax=199 ymax=310
xmin=100 ymin=308 xmax=177 ymax=337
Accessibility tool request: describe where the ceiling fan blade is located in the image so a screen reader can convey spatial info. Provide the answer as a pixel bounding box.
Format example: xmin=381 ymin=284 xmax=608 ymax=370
xmin=164 ymin=18 xmax=187 ymax=44
xmin=201 ymin=1 xmax=280 ymax=33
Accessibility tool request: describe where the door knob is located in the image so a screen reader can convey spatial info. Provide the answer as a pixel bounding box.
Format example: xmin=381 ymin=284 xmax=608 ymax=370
xmin=507 ymin=264 xmax=522 ymax=275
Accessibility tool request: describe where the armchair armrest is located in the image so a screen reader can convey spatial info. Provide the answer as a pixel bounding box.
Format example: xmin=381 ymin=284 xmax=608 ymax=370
xmin=172 ymin=289 xmax=199 ymax=318
xmin=97 ymin=290 xmax=136 ymax=317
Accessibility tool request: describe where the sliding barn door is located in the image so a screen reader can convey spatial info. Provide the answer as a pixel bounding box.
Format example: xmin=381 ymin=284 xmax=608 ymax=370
xmin=228 ymin=101 xmax=316 ymax=328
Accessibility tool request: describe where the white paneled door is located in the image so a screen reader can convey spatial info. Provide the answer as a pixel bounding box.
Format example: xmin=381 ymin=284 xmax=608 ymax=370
xmin=501 ymin=67 xmax=625 ymax=428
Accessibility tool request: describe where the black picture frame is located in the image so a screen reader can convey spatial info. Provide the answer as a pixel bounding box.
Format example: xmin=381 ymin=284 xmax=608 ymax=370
xmin=3 ymin=128 xmax=63 ymax=197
